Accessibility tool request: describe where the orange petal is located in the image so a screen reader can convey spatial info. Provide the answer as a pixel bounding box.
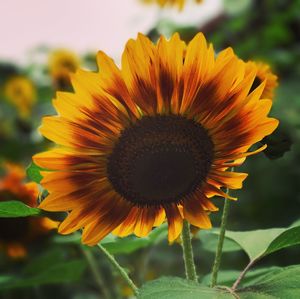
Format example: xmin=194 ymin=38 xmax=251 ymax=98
xmin=134 ymin=207 xmax=157 ymax=238
xmin=208 ymin=170 xmax=248 ymax=189
xmin=121 ymin=33 xmax=157 ymax=115
xmin=81 ymin=197 xmax=132 ymax=245
xmin=153 ymin=208 xmax=166 ymax=227
xmin=183 ymin=197 xmax=212 ymax=229
xmin=165 ymin=204 xmax=183 ymax=243
xmin=112 ymin=207 xmax=140 ymax=237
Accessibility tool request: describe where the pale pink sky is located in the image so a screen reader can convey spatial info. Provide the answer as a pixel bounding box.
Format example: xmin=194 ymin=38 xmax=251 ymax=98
xmin=0 ymin=0 xmax=222 ymax=63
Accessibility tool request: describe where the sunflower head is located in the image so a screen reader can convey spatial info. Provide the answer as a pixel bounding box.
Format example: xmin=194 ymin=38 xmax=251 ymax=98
xmin=0 ymin=163 xmax=57 ymax=259
xmin=34 ymin=33 xmax=278 ymax=246
xmin=48 ymin=49 xmax=80 ymax=89
xmin=246 ymin=61 xmax=278 ymax=100
xmin=141 ymin=0 xmax=203 ymax=10
xmin=3 ymin=76 xmax=37 ymax=119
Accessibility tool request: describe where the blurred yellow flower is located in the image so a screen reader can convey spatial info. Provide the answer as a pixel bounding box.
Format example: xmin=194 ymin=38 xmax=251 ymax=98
xmin=142 ymin=0 xmax=203 ymax=10
xmin=48 ymin=49 xmax=80 ymax=89
xmin=4 ymin=76 xmax=37 ymax=119
xmin=247 ymin=61 xmax=278 ymax=100
xmin=0 ymin=163 xmax=57 ymax=259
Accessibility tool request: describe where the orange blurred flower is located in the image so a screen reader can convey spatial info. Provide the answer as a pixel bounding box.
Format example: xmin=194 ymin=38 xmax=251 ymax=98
xmin=0 ymin=163 xmax=57 ymax=259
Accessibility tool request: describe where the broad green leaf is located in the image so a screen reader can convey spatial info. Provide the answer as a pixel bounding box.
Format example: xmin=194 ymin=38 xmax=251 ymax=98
xmin=0 ymin=260 xmax=86 ymax=289
xmin=138 ymin=277 xmax=235 ymax=299
xmin=0 ymin=200 xmax=42 ymax=218
xmin=238 ymin=265 xmax=300 ymax=299
xmin=201 ymin=267 xmax=281 ymax=287
xmin=201 ymin=270 xmax=241 ymax=287
xmin=224 ymin=229 xmax=284 ymax=260
xmin=26 ymin=162 xmax=44 ymax=183
xmin=265 ymin=226 xmax=300 ymax=257
xmin=103 ymin=235 xmax=151 ymax=254
xmin=198 ymin=230 xmax=242 ymax=253
xmin=291 ymin=219 xmax=300 ymax=227
xmin=212 ymin=221 xmax=300 ymax=261
xmin=102 ymin=224 xmax=168 ymax=254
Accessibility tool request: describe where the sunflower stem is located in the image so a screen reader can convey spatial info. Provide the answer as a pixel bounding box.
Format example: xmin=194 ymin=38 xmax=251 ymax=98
xmin=181 ymin=220 xmax=198 ymax=282
xmin=211 ymin=193 xmax=231 ymax=287
xmin=80 ymin=246 xmax=111 ymax=299
xmin=97 ymin=243 xmax=139 ymax=296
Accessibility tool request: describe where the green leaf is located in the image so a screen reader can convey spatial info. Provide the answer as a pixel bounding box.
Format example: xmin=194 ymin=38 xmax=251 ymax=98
xmin=224 ymin=228 xmax=285 ymax=260
xmin=26 ymin=162 xmax=44 ymax=183
xmin=265 ymin=226 xmax=300 ymax=257
xmin=22 ymin=248 xmax=66 ymax=275
xmin=198 ymin=230 xmax=242 ymax=253
xmin=102 ymin=224 xmax=168 ymax=254
xmin=238 ymin=265 xmax=300 ymax=299
xmin=102 ymin=235 xmax=151 ymax=255
xmin=0 ymin=260 xmax=86 ymax=289
xmin=0 ymin=200 xmax=42 ymax=218
xmin=138 ymin=277 xmax=235 ymax=299
xmin=201 ymin=270 xmax=241 ymax=287
xmin=52 ymin=232 xmax=81 ymax=244
xmin=213 ymin=221 xmax=300 ymax=261
xmin=201 ymin=267 xmax=281 ymax=287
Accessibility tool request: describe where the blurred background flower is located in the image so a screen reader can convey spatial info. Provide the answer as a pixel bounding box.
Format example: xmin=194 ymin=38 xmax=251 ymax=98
xmin=4 ymin=76 xmax=37 ymax=119
xmin=0 ymin=163 xmax=57 ymax=259
xmin=141 ymin=0 xmax=203 ymax=10
xmin=48 ymin=49 xmax=80 ymax=90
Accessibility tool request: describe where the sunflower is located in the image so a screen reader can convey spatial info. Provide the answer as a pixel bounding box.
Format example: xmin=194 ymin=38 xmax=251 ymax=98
xmin=34 ymin=33 xmax=278 ymax=246
xmin=48 ymin=49 xmax=80 ymax=90
xmin=0 ymin=163 xmax=57 ymax=258
xmin=4 ymin=76 xmax=37 ymax=119
xmin=141 ymin=0 xmax=203 ymax=10
xmin=247 ymin=61 xmax=278 ymax=100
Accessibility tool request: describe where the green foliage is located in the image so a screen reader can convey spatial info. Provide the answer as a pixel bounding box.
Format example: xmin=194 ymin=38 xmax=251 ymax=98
xmin=0 ymin=260 xmax=86 ymax=290
xmin=138 ymin=277 xmax=233 ymax=299
xmin=0 ymin=248 xmax=87 ymax=290
xmin=0 ymin=199 xmax=65 ymax=222
xmin=220 ymin=222 xmax=300 ymax=261
xmin=198 ymin=220 xmax=300 ymax=262
xmin=0 ymin=200 xmax=41 ymax=217
xmin=224 ymin=0 xmax=252 ymax=15
xmin=198 ymin=229 xmax=242 ymax=253
xmin=139 ymin=266 xmax=300 ymax=298
xmin=103 ymin=224 xmax=167 ymax=255
xmin=201 ymin=267 xmax=281 ymax=287
xmin=54 ymin=224 xmax=168 ymax=255
xmin=238 ymin=265 xmax=300 ymax=298
xmin=26 ymin=162 xmax=44 ymax=183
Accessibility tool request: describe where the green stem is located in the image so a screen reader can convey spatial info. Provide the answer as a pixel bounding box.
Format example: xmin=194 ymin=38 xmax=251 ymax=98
xmin=80 ymin=246 xmax=111 ymax=299
xmin=211 ymin=193 xmax=231 ymax=287
xmin=97 ymin=243 xmax=139 ymax=296
xmin=181 ymin=220 xmax=198 ymax=282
